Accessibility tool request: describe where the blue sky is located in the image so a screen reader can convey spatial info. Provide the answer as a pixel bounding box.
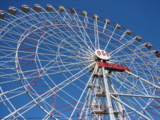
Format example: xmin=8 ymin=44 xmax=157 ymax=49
xmin=0 ymin=0 xmax=160 ymax=49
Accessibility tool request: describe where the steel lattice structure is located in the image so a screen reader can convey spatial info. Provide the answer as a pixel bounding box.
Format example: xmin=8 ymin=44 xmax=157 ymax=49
xmin=0 ymin=4 xmax=160 ymax=120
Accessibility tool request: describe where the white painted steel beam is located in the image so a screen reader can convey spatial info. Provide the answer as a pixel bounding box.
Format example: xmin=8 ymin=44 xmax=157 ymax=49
xmin=111 ymin=95 xmax=151 ymax=120
xmin=125 ymin=71 xmax=160 ymax=90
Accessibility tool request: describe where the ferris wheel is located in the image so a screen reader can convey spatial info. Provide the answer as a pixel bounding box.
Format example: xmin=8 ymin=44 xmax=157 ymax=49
xmin=0 ymin=4 xmax=160 ymax=120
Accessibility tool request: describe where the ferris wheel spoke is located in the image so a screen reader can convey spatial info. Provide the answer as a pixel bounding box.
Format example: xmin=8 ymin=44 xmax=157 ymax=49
xmin=18 ymin=42 xmax=87 ymax=62
xmin=72 ymin=11 xmax=95 ymax=51
xmin=0 ymin=91 xmax=26 ymax=103
xmin=36 ymin=61 xmax=88 ymax=93
xmin=111 ymin=95 xmax=151 ymax=120
xmin=0 ymin=15 xmax=30 ymax=35
xmin=39 ymin=37 xmax=89 ymax=57
xmin=0 ymin=84 xmax=30 ymax=97
xmin=126 ymin=98 xmax=154 ymax=119
xmin=49 ymin=64 xmax=92 ymax=94
xmin=93 ymin=19 xmax=100 ymax=50
xmin=124 ymin=55 xmax=153 ymax=95
xmin=2 ymin=90 xmax=60 ymax=119
xmin=0 ymin=36 xmax=19 ymax=44
xmin=104 ymin=28 xmax=116 ymax=51
xmin=18 ymin=10 xmax=46 ymax=28
xmin=125 ymin=71 xmax=160 ymax=90
xmin=3 ymin=63 xmax=92 ymax=119
xmin=26 ymin=61 xmax=89 ymax=85
xmin=0 ymin=87 xmax=26 ymax=119
xmin=102 ymin=23 xmax=107 ymax=33
xmin=1 ymin=23 xmax=25 ymax=37
xmin=59 ymin=29 xmax=93 ymax=54
xmin=38 ymin=94 xmax=72 ymax=119
xmin=0 ymin=15 xmax=37 ymax=38
xmin=69 ymin=76 xmax=91 ymax=119
xmin=78 ymin=65 xmax=99 ymax=119
xmin=10 ymin=11 xmax=92 ymax=54
xmin=148 ymin=100 xmax=160 ymax=114
xmin=111 ymin=73 xmax=149 ymax=96
xmin=42 ymin=8 xmax=94 ymax=49
xmin=39 ymin=58 xmax=91 ymax=73
xmin=53 ymin=65 xmax=90 ymax=88
xmin=57 ymin=46 xmax=91 ymax=85
xmin=4 ymin=14 xmax=50 ymax=40
xmin=110 ymin=73 xmax=135 ymax=90
xmin=43 ymin=106 xmax=69 ymax=120
xmin=51 ymin=8 xmax=95 ymax=51
xmin=0 ymin=58 xmax=15 ymax=67
xmin=110 ymin=38 xmax=135 ymax=56
xmin=46 ymin=90 xmax=83 ymax=117
xmin=12 ymin=56 xmax=91 ymax=63
xmin=0 ymin=60 xmax=90 ymax=80
xmin=110 ymin=93 xmax=160 ymax=99
xmin=112 ymin=53 xmax=137 ymax=63
xmin=125 ymin=96 xmax=154 ymax=119
xmin=20 ymin=65 xmax=81 ymax=83
xmin=31 ymin=24 xmax=91 ymax=55
xmin=49 ymin=94 xmax=80 ymax=119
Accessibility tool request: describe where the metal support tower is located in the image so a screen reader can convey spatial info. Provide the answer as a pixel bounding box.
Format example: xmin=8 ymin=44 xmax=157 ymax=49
xmin=80 ymin=60 xmax=126 ymax=120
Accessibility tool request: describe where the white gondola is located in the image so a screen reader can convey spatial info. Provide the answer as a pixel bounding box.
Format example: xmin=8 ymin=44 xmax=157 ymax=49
xmin=144 ymin=42 xmax=152 ymax=49
xmin=104 ymin=19 xmax=110 ymax=25
xmin=46 ymin=4 xmax=53 ymax=11
xmin=58 ymin=6 xmax=65 ymax=12
xmin=21 ymin=5 xmax=29 ymax=13
xmin=114 ymin=24 xmax=121 ymax=30
xmin=34 ymin=4 xmax=41 ymax=11
xmin=0 ymin=10 xmax=4 ymax=19
xmin=93 ymin=14 xmax=99 ymax=21
xmin=70 ymin=8 xmax=76 ymax=14
xmin=155 ymin=51 xmax=160 ymax=57
xmin=8 ymin=6 xmax=16 ymax=15
xmin=81 ymin=11 xmax=88 ymax=17
xmin=125 ymin=29 xmax=132 ymax=36
xmin=135 ymin=35 xmax=142 ymax=42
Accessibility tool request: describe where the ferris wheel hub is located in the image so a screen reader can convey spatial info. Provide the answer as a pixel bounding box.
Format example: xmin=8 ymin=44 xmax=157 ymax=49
xmin=95 ymin=49 xmax=110 ymax=60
